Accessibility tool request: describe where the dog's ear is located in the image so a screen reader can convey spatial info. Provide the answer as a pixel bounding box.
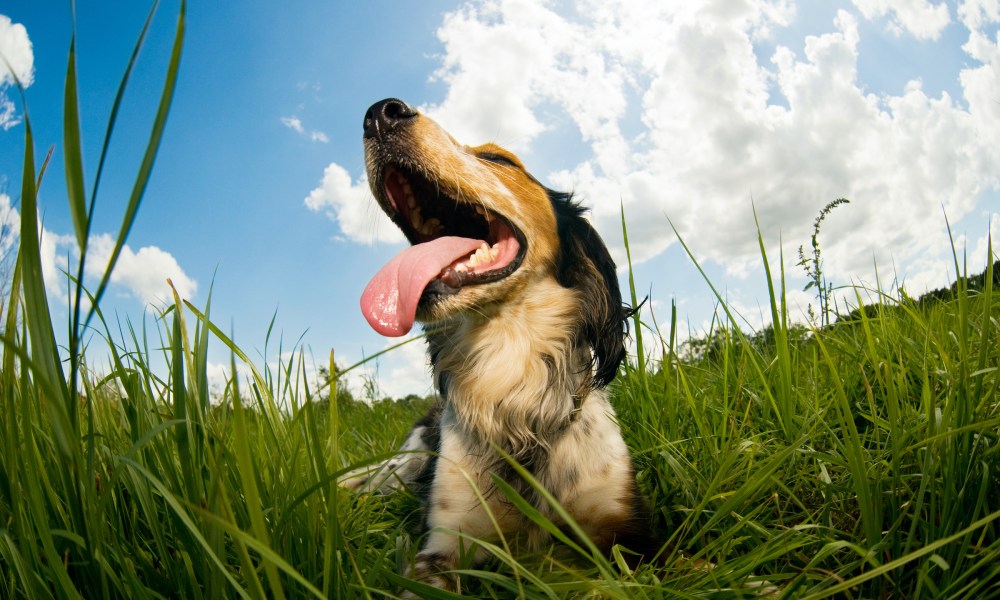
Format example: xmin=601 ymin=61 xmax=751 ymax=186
xmin=550 ymin=190 xmax=631 ymax=388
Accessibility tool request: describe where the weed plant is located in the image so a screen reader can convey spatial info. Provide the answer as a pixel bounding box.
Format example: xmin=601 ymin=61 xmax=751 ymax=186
xmin=1 ymin=6 xmax=998 ymax=598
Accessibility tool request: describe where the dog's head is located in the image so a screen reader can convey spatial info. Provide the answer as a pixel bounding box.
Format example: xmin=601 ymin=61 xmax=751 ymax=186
xmin=360 ymin=98 xmax=628 ymax=386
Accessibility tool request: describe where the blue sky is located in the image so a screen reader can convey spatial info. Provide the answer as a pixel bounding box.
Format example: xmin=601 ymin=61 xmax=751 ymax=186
xmin=1 ymin=1 xmax=998 ymax=398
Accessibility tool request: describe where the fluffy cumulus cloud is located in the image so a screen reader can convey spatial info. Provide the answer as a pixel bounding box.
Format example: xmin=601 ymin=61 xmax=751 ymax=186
xmin=0 ymin=14 xmax=34 ymax=130
xmin=84 ymin=234 xmax=197 ymax=306
xmin=851 ymin=0 xmax=952 ymax=39
xmin=304 ymin=163 xmax=404 ymax=244
xmin=430 ymin=0 xmax=998 ymax=287
xmin=0 ymin=193 xmax=19 ymax=257
xmin=372 ymin=336 xmax=435 ymax=399
xmin=38 ymin=230 xmax=197 ymax=310
xmin=311 ymin=0 xmax=999 ymax=304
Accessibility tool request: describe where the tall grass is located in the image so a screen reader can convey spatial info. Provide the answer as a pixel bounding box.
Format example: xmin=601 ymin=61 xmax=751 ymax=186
xmin=617 ymin=236 xmax=999 ymax=598
xmin=2 ymin=7 xmax=999 ymax=598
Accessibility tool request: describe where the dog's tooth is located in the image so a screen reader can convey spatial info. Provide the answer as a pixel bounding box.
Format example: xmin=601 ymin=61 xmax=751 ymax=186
xmin=454 ymin=263 xmax=468 ymax=273
xmin=410 ymin=206 xmax=423 ymax=230
xmin=425 ymin=218 xmax=441 ymax=232
xmin=473 ymin=245 xmax=491 ymax=265
xmin=467 ymin=252 xmax=479 ymax=268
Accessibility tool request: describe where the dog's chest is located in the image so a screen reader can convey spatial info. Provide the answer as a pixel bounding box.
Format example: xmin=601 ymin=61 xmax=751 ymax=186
xmin=435 ymin=387 xmax=630 ymax=501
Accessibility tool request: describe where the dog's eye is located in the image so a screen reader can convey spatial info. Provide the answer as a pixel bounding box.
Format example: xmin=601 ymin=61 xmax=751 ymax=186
xmin=479 ymin=153 xmax=519 ymax=168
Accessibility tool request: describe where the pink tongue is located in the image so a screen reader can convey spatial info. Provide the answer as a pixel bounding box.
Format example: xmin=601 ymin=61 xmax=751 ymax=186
xmin=360 ymin=236 xmax=483 ymax=336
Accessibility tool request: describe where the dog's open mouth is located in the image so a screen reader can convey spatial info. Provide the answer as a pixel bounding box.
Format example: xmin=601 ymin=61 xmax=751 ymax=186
xmin=361 ymin=166 xmax=526 ymax=336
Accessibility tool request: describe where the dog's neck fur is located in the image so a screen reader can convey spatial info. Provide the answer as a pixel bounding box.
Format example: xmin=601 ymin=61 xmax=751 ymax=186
xmin=427 ymin=277 xmax=593 ymax=458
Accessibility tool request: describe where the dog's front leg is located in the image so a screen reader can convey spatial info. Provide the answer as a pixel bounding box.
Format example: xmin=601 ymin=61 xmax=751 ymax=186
xmin=403 ymin=430 xmax=518 ymax=595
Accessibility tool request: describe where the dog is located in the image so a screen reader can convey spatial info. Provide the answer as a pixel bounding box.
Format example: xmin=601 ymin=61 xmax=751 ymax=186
xmin=343 ymin=98 xmax=652 ymax=593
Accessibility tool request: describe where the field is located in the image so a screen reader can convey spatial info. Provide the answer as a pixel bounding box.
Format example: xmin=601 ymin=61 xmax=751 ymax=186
xmin=2 ymin=7 xmax=999 ymax=599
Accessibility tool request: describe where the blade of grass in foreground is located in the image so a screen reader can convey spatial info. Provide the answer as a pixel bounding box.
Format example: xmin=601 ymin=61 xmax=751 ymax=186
xmin=17 ymin=120 xmax=69 ymax=419
xmin=813 ymin=332 xmax=882 ymax=548
xmin=753 ymin=206 xmax=796 ymax=439
xmin=800 ymin=509 xmax=1000 ymax=600
xmin=621 ymin=203 xmax=648 ymax=386
xmin=85 ymin=0 xmax=185 ymax=328
xmin=231 ymin=392 xmax=288 ymax=599
xmin=67 ymin=0 xmax=159 ymax=399
xmin=665 ymin=214 xmax=783 ymax=433
xmin=323 ymin=347 xmax=344 ymax=597
xmin=63 ymin=35 xmax=88 ymax=253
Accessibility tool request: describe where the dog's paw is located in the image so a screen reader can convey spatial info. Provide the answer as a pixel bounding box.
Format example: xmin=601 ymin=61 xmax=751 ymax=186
xmin=337 ymin=467 xmax=376 ymax=492
xmin=338 ymin=460 xmax=405 ymax=493
xmin=400 ymin=551 xmax=458 ymax=597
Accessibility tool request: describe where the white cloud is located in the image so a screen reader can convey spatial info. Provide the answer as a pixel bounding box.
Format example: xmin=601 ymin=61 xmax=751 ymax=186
xmin=378 ymin=336 xmax=435 ymax=399
xmin=407 ymin=0 xmax=999 ymax=300
xmin=281 ymin=115 xmax=304 ymax=133
xmin=0 ymin=192 xmax=19 ymax=257
xmin=85 ymin=234 xmax=197 ymax=308
xmin=970 ymin=212 xmax=1000 ymax=269
xmin=958 ymin=0 xmax=1000 ymax=31
xmin=305 ymin=0 xmax=998 ymax=362
xmin=37 ymin=228 xmax=197 ymax=311
xmin=39 ymin=227 xmax=76 ymax=305
xmin=2 ymin=196 xmax=196 ymax=313
xmin=851 ymin=0 xmax=951 ymax=39
xmin=340 ymin=335 xmax=435 ymax=401
xmin=304 ymin=162 xmax=404 ymax=244
xmin=0 ymin=14 xmax=34 ymax=130
xmin=281 ymin=115 xmax=329 ymax=143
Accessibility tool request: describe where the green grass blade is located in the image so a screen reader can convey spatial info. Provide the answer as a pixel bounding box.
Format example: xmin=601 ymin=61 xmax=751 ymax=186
xmin=62 ymin=35 xmax=87 ymax=252
xmin=231 ymin=368 xmax=287 ymax=600
xmin=813 ymin=333 xmax=881 ymax=547
xmin=800 ymin=509 xmax=1000 ymax=600
xmin=16 ymin=121 xmax=68 ymax=400
xmin=621 ymin=202 xmax=647 ymax=380
xmin=83 ymin=0 xmax=159 ymax=217
xmin=117 ymin=457 xmax=252 ymax=599
xmin=753 ymin=206 xmax=794 ymax=438
xmin=86 ymin=0 xmax=185 ymax=325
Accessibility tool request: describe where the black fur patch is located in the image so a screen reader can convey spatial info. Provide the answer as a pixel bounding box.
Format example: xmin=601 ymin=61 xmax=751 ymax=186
xmin=411 ymin=399 xmax=443 ymax=504
xmin=549 ymin=189 xmax=632 ymax=387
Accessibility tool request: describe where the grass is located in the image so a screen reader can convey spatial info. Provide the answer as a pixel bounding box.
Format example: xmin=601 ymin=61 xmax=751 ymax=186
xmin=2 ymin=6 xmax=999 ymax=598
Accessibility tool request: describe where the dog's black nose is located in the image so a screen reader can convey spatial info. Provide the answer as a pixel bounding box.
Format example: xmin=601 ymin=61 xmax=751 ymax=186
xmin=363 ymin=98 xmax=417 ymax=140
